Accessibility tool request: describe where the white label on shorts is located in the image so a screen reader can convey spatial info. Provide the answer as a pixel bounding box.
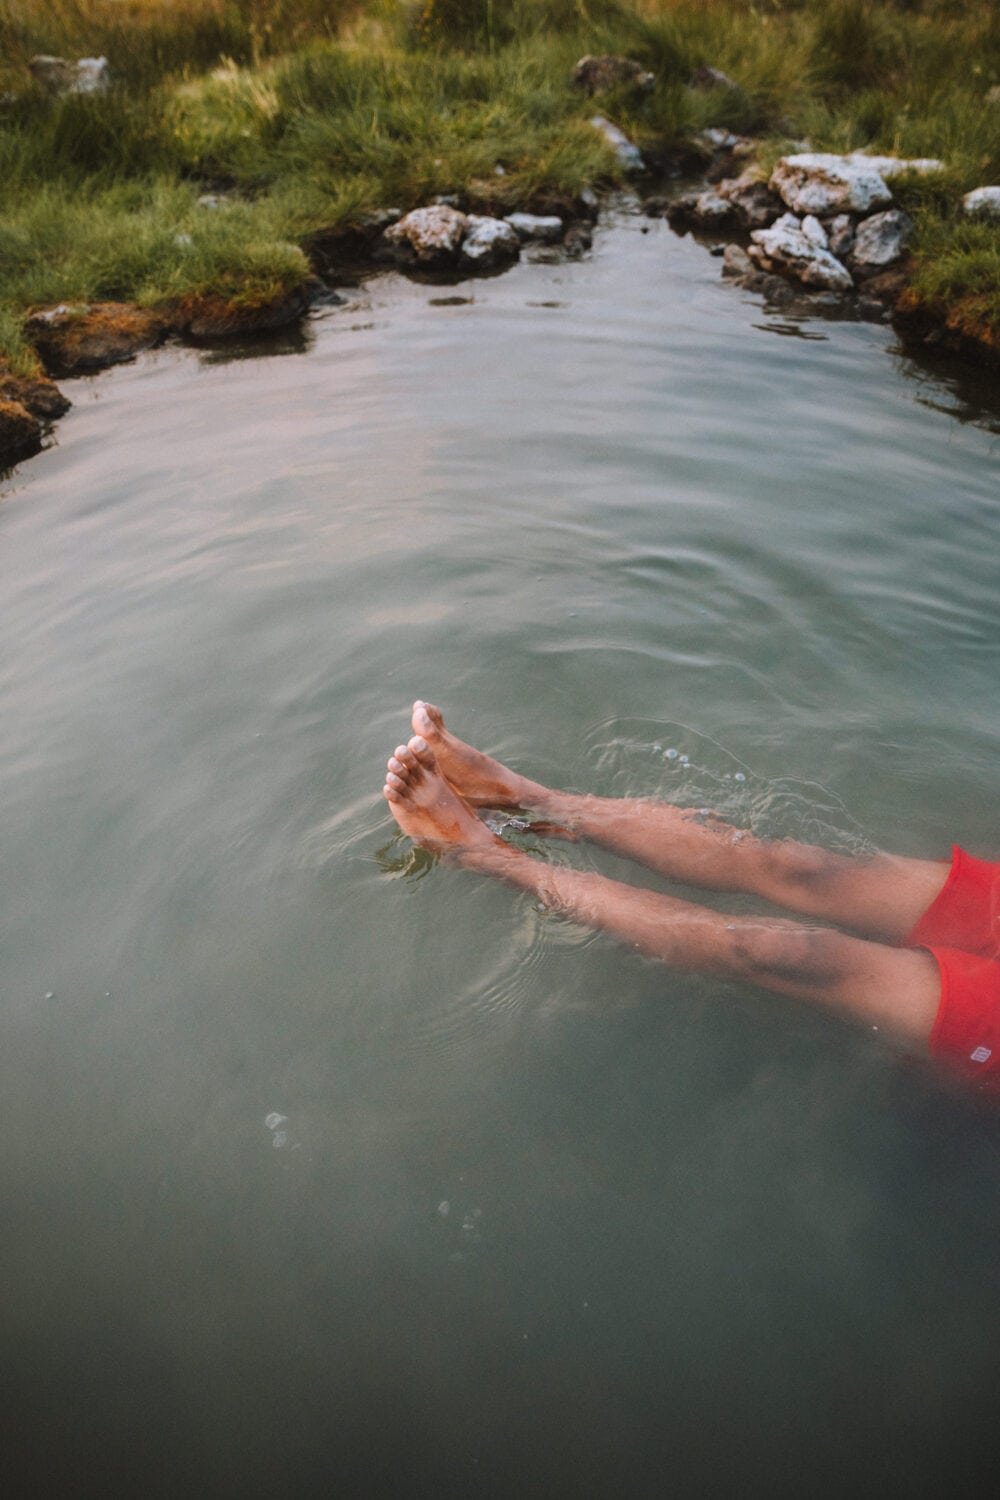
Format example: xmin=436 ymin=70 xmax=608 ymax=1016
xmin=970 ymin=1045 xmax=992 ymax=1064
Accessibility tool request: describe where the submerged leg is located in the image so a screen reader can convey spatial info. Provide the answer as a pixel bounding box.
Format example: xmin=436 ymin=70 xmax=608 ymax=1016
xmin=384 ymin=736 xmax=941 ymax=1045
xmin=410 ymin=701 xmax=948 ymax=945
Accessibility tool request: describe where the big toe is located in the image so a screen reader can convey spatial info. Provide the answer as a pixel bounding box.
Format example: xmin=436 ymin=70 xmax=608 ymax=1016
xmin=412 ymin=700 xmax=443 ymax=737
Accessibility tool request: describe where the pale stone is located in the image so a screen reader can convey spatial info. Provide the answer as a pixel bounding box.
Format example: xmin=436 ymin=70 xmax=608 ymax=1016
xmin=696 ymin=127 xmax=738 ymax=151
xmin=589 ymin=115 xmax=644 ymax=172
xmin=828 ymin=214 xmax=855 ymax=259
xmin=771 ymin=154 xmax=893 ymax=216
xmin=460 ymin=215 xmax=520 ymax=267
xmin=384 ymin=204 xmax=468 ymax=263
xmin=846 ymin=152 xmax=943 ymax=179
xmin=29 ymin=54 xmax=110 ymax=94
xmin=691 ymin=190 xmax=733 ymax=226
xmin=505 ymin=213 xmax=564 ymax=243
xmin=573 ymin=55 xmax=654 ymax=93
xmin=850 ymin=209 xmax=912 ymax=271
xmin=962 ymin=186 xmax=1000 ymax=221
xmin=689 ymin=66 xmax=737 ymax=91
xmin=715 ymin=171 xmax=784 ymax=229
xmin=801 ymin=214 xmax=828 ymax=249
xmin=721 ymin=244 xmax=752 ymax=279
xmin=750 ymin=213 xmax=854 ymax=292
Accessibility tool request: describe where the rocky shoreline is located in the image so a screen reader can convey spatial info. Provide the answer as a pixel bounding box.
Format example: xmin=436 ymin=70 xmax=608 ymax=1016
xmin=3 ymin=92 xmax=998 ymax=473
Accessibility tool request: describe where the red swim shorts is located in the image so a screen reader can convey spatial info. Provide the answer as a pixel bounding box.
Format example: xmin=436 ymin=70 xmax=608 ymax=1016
xmin=906 ymin=847 xmax=1000 ymax=1085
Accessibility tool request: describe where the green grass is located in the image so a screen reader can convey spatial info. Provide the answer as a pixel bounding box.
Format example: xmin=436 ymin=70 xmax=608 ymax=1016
xmin=1 ymin=1 xmax=999 ymax=376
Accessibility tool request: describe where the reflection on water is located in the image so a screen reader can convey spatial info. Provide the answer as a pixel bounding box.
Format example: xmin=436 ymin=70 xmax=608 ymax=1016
xmin=2 ymin=208 xmax=1000 ymax=1496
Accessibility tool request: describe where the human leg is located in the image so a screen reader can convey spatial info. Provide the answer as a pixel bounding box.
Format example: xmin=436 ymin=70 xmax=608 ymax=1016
xmin=410 ymin=701 xmax=948 ymax=945
xmin=384 ymin=737 xmax=941 ymax=1045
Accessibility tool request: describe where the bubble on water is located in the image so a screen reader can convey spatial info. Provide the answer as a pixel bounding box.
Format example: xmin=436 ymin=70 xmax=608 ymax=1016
xmin=653 ymin=742 xmax=662 ymax=752
xmin=734 ymin=772 xmax=747 ymax=783
xmin=679 ymin=754 xmax=690 ymax=766
xmin=437 ymin=1200 xmax=450 ymax=1218
xmin=664 ymin=748 xmax=679 ymax=761
xmin=272 ymin=1131 xmax=288 ymax=1149
xmin=264 ymin=1112 xmax=287 ymax=1131
xmin=44 ymin=992 xmax=54 ymax=1000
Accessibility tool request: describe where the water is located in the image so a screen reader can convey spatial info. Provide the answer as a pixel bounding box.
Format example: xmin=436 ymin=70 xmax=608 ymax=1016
xmin=2 ymin=206 xmax=999 ymax=1496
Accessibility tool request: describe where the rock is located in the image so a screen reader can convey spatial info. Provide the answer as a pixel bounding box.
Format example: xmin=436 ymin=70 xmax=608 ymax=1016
xmin=505 ymin=213 xmax=564 ymax=243
xmin=29 ymin=54 xmax=110 ymax=95
xmin=721 ymin=244 xmax=753 ymax=279
xmin=827 ymin=213 xmax=855 ymax=259
xmin=987 ymin=85 xmax=1000 ymax=106
xmin=563 ymin=223 xmax=593 ymax=258
xmin=845 ymin=151 xmax=943 ymax=180
xmin=25 ymin=302 xmax=166 ymax=376
xmin=0 ymin=399 xmax=42 ymax=467
xmin=744 ymin=271 xmax=796 ymax=306
xmin=750 ymin=213 xmax=854 ymax=292
xmin=857 ymin=297 xmax=889 ymax=323
xmin=771 ymin=154 xmax=893 ymax=217
xmin=196 ymin=193 xmax=228 ymax=210
xmin=962 ymin=187 xmax=1000 ymax=221
xmin=801 ymin=214 xmax=828 ymax=249
xmin=589 ymin=116 xmax=645 ymax=172
xmin=383 ymin=204 xmax=468 ymax=265
xmin=848 ymin=208 xmax=912 ymax=277
xmin=689 ymin=66 xmax=737 ymax=91
xmin=179 ymin=286 xmax=309 ymax=339
xmin=696 ymin=127 xmax=739 ymax=151
xmin=573 ymin=55 xmax=654 ymax=93
xmin=0 ymin=371 xmax=70 ymax=420
xmin=666 ymin=190 xmax=734 ymax=230
xmin=460 ymin=215 xmax=520 ymax=268
xmin=715 ymin=171 xmax=784 ymax=230
xmin=863 ymin=264 xmax=910 ymax=307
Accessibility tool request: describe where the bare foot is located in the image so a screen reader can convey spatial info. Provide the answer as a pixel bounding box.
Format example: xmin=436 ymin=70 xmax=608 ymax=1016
xmin=383 ymin=736 xmax=503 ymax=853
xmin=410 ymin=700 xmax=538 ymax=807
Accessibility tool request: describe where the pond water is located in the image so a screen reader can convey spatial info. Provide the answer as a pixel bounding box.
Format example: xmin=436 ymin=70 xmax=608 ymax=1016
xmin=3 ymin=205 xmax=1000 ymax=1497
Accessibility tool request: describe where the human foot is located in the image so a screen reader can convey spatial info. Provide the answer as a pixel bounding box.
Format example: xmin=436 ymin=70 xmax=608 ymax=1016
xmin=383 ymin=736 xmax=502 ymax=853
xmin=410 ymin=700 xmax=539 ymax=808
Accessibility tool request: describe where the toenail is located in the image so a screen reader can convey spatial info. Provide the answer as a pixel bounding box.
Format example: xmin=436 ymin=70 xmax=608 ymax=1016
xmin=412 ymin=736 xmax=428 ymax=752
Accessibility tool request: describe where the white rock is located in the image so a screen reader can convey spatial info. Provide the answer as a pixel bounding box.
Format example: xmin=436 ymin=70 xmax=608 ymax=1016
xmin=801 ymin=214 xmax=828 ymax=249
xmin=846 ymin=151 xmax=943 ymax=179
xmin=505 ymin=212 xmax=564 ymax=243
xmin=460 ymin=215 xmax=520 ymax=266
xmin=29 ymin=54 xmax=110 ymax=94
xmin=384 ymin=204 xmax=468 ymax=262
xmin=692 ymin=189 xmax=733 ymax=226
xmin=721 ymin=244 xmax=752 ymax=279
xmin=962 ymin=186 xmax=1000 ymax=221
xmin=771 ymin=153 xmax=893 ymax=216
xmin=828 ymin=213 xmax=855 ymax=259
xmin=750 ymin=213 xmax=854 ymax=291
xmin=589 ymin=115 xmax=644 ymax=172
xmin=850 ymin=209 xmax=912 ymax=270
xmin=697 ymin=127 xmax=738 ymax=150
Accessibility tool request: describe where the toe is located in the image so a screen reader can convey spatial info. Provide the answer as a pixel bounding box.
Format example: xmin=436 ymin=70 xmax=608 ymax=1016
xmin=383 ymin=784 xmax=399 ymax=802
xmin=387 ymin=755 xmax=407 ymax=777
xmin=408 ymin=735 xmax=436 ymax=769
xmin=385 ymin=771 xmax=407 ymax=794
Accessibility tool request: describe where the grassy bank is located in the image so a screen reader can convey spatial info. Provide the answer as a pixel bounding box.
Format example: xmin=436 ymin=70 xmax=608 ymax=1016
xmin=0 ymin=0 xmax=998 ymax=377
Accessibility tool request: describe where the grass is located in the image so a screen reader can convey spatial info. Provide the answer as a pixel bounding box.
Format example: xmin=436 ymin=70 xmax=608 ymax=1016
xmin=0 ymin=1 xmax=998 ymax=376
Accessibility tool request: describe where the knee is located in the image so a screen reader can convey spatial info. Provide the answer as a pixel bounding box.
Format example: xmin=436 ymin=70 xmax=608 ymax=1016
xmin=761 ymin=841 xmax=846 ymax=898
xmin=727 ymin=922 xmax=849 ymax=994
